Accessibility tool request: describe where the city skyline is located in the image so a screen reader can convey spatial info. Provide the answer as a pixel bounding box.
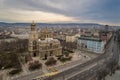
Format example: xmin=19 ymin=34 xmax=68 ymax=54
xmin=0 ymin=0 xmax=120 ymax=25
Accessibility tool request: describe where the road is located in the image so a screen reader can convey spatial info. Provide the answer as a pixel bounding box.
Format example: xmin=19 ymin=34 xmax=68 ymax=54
xmin=105 ymin=31 xmax=120 ymax=80
xmin=67 ymin=32 xmax=119 ymax=80
xmin=67 ymin=64 xmax=104 ymax=80
xmin=42 ymin=33 xmax=116 ymax=80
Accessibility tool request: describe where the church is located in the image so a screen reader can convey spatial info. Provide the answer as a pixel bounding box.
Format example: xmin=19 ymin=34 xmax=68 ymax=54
xmin=28 ymin=21 xmax=62 ymax=59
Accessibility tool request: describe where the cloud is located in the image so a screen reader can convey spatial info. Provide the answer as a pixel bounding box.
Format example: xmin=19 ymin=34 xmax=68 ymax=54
xmin=0 ymin=9 xmax=78 ymax=23
xmin=0 ymin=0 xmax=120 ymax=25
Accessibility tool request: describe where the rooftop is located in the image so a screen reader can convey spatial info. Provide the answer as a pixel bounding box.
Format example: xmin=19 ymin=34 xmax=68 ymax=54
xmin=78 ymin=35 xmax=102 ymax=42
xmin=38 ymin=38 xmax=59 ymax=43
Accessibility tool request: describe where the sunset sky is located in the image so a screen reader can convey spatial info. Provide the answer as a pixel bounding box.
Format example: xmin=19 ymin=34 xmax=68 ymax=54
xmin=0 ymin=0 xmax=120 ymax=25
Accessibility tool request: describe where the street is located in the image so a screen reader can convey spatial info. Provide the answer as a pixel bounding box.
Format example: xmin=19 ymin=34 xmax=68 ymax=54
xmin=43 ymin=33 xmax=118 ymax=80
xmin=67 ymin=32 xmax=119 ymax=80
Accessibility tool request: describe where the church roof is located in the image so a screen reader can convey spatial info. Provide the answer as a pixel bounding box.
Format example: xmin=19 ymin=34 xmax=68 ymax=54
xmin=43 ymin=27 xmax=50 ymax=34
xmin=38 ymin=38 xmax=59 ymax=43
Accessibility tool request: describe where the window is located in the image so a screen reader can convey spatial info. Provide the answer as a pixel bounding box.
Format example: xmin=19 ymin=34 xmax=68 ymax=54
xmin=33 ymin=46 xmax=37 ymax=50
xmin=33 ymin=40 xmax=37 ymax=45
xmin=33 ymin=40 xmax=37 ymax=50
xmin=50 ymin=43 xmax=52 ymax=47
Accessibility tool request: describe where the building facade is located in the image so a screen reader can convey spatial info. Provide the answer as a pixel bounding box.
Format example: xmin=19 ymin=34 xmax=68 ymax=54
xmin=77 ymin=36 xmax=105 ymax=53
xmin=28 ymin=22 xmax=62 ymax=59
xmin=66 ymin=34 xmax=80 ymax=42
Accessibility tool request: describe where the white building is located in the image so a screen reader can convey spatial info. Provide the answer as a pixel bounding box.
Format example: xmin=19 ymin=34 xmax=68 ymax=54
xmin=77 ymin=36 xmax=106 ymax=53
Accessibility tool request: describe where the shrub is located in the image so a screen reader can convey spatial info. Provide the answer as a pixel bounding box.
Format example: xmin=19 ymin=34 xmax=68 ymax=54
xmin=56 ymin=55 xmax=63 ymax=57
xmin=0 ymin=52 xmax=21 ymax=69
xmin=9 ymin=68 xmax=22 ymax=75
xmin=4 ymin=64 xmax=13 ymax=69
xmin=60 ymin=57 xmax=66 ymax=62
xmin=60 ymin=56 xmax=72 ymax=62
xmin=0 ymin=65 xmax=2 ymax=69
xmin=64 ymin=51 xmax=69 ymax=57
xmin=63 ymin=49 xmax=73 ymax=57
xmin=57 ymin=55 xmax=63 ymax=60
xmin=45 ymin=57 xmax=57 ymax=66
xmin=29 ymin=61 xmax=42 ymax=71
xmin=68 ymin=50 xmax=74 ymax=53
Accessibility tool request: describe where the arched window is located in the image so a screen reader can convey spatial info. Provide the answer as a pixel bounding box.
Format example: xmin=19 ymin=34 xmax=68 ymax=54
xmin=50 ymin=51 xmax=53 ymax=56
xmin=33 ymin=52 xmax=37 ymax=57
xmin=33 ymin=40 xmax=37 ymax=45
xmin=50 ymin=43 xmax=52 ymax=47
xmin=33 ymin=40 xmax=37 ymax=49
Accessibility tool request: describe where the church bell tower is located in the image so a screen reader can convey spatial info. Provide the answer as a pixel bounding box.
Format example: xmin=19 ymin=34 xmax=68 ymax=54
xmin=28 ymin=21 xmax=38 ymax=57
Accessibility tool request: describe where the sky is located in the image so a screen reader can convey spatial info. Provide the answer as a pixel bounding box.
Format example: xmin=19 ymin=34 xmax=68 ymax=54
xmin=0 ymin=0 xmax=120 ymax=25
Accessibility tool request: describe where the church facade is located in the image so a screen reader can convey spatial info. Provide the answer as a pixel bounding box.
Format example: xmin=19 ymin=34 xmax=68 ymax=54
xmin=28 ymin=21 xmax=62 ymax=59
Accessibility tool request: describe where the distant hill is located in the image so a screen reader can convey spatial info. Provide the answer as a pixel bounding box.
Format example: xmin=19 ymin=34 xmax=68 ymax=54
xmin=0 ymin=22 xmax=104 ymax=28
xmin=0 ymin=22 xmax=30 ymax=27
xmin=1 ymin=22 xmax=120 ymax=29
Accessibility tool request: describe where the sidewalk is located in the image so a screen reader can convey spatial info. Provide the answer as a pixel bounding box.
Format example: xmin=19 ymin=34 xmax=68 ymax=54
xmin=0 ymin=70 xmax=8 ymax=80
xmin=0 ymin=72 xmax=3 ymax=80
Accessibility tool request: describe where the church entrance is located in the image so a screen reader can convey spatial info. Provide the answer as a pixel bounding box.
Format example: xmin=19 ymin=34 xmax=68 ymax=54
xmin=33 ymin=52 xmax=37 ymax=57
xmin=50 ymin=51 xmax=53 ymax=56
xmin=44 ymin=54 xmax=48 ymax=59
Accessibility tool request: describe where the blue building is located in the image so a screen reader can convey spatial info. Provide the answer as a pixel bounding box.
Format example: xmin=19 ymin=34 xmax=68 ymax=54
xmin=77 ymin=36 xmax=105 ymax=53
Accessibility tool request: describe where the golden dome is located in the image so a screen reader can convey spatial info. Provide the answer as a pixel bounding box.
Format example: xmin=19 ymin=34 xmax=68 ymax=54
xmin=43 ymin=27 xmax=50 ymax=34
